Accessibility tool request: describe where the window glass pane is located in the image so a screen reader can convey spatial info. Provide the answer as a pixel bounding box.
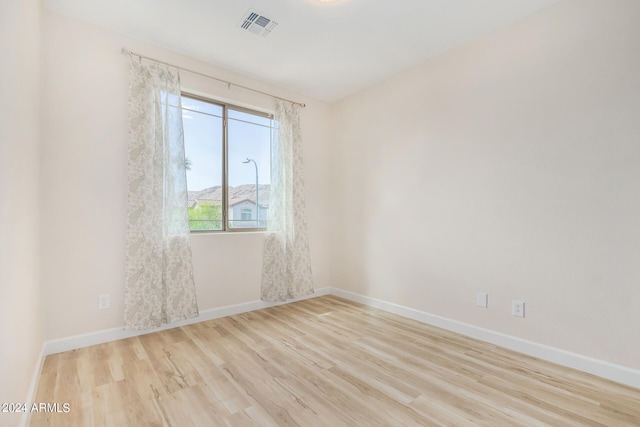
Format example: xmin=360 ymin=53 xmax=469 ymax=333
xmin=228 ymin=108 xmax=272 ymax=127
xmin=227 ymin=108 xmax=273 ymax=229
xmin=182 ymin=97 xmax=223 ymax=117
xmin=182 ymin=96 xmax=223 ymax=231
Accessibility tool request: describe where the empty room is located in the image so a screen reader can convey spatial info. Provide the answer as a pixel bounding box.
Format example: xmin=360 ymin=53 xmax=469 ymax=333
xmin=1 ymin=0 xmax=639 ymax=426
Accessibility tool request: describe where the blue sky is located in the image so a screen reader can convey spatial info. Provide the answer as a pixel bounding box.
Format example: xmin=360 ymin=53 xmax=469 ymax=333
xmin=182 ymin=97 xmax=272 ymax=191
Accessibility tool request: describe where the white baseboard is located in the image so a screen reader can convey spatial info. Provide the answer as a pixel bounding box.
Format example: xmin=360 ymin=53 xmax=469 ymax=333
xmin=39 ymin=286 xmax=639 ymax=391
xmin=43 ymin=287 xmax=331 ymax=355
xmin=329 ymin=288 xmax=640 ymax=390
xmin=20 ymin=344 xmax=46 ymax=427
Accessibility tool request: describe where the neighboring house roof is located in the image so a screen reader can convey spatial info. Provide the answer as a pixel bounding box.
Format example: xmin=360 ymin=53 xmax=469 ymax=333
xmin=188 ymin=184 xmax=270 ymax=208
xmin=188 ymin=185 xmax=222 ymax=204
xmin=228 ymin=197 xmax=269 ymax=208
xmin=229 ymin=197 xmax=252 ymax=208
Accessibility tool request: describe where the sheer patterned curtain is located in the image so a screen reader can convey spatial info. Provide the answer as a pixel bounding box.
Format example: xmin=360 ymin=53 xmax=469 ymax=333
xmin=125 ymin=59 xmax=198 ymax=330
xmin=261 ymin=100 xmax=314 ymax=301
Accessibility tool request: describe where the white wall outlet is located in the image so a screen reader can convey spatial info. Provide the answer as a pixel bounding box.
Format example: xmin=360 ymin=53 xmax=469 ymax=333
xmin=512 ymin=300 xmax=524 ymax=318
xmin=98 ymin=294 xmax=110 ymax=310
xmin=476 ymin=292 xmax=488 ymax=308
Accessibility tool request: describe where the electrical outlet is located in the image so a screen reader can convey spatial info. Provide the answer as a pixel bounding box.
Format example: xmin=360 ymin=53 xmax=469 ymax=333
xmin=476 ymin=292 xmax=488 ymax=308
xmin=512 ymin=300 xmax=524 ymax=318
xmin=98 ymin=294 xmax=110 ymax=310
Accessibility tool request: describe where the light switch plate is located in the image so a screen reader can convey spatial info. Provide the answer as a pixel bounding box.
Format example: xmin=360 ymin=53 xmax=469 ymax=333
xmin=476 ymin=292 xmax=488 ymax=308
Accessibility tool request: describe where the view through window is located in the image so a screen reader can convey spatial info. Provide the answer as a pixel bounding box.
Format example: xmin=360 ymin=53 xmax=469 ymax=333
xmin=181 ymin=94 xmax=274 ymax=231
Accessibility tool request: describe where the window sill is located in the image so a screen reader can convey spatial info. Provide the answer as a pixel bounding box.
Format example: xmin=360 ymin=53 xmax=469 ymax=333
xmin=190 ymin=229 xmax=266 ymax=235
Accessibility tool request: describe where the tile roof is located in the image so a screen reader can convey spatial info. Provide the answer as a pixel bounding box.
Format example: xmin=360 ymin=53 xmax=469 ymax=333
xmin=188 ymin=185 xmax=270 ymax=208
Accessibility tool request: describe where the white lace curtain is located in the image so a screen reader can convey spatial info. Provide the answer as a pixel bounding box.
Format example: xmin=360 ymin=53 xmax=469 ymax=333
xmin=124 ymin=60 xmax=199 ymax=330
xmin=261 ymin=100 xmax=314 ymax=301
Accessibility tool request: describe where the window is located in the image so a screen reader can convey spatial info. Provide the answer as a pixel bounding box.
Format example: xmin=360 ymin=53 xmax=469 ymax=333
xmin=182 ymin=94 xmax=274 ymax=231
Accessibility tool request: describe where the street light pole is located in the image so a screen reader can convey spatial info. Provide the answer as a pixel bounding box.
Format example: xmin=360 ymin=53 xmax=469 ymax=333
xmin=243 ymin=158 xmax=259 ymax=226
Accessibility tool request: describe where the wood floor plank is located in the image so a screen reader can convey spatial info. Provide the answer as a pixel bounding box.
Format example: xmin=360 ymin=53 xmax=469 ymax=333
xmin=30 ymin=296 xmax=640 ymax=426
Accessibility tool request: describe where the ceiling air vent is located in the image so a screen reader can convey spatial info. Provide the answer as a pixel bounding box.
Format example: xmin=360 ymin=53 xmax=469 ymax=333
xmin=240 ymin=9 xmax=278 ymax=37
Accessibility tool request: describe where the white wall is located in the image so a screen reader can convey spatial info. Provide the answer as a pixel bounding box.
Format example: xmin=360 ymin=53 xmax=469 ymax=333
xmin=0 ymin=0 xmax=44 ymax=423
xmin=40 ymin=11 xmax=332 ymax=341
xmin=331 ymin=0 xmax=640 ymax=370
xmin=28 ymin=0 xmax=640 ymax=389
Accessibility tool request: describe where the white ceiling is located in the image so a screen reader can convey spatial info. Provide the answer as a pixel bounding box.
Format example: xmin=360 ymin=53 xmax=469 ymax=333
xmin=43 ymin=0 xmax=560 ymax=103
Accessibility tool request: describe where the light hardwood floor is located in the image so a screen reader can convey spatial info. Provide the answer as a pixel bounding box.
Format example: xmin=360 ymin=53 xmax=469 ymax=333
xmin=30 ymin=296 xmax=640 ymax=426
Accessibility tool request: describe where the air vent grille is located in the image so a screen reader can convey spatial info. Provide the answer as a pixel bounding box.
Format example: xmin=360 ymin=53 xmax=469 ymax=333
xmin=240 ymin=9 xmax=278 ymax=37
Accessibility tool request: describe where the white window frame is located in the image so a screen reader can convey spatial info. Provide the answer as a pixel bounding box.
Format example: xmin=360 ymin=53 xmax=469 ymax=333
xmin=182 ymin=93 xmax=274 ymax=233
